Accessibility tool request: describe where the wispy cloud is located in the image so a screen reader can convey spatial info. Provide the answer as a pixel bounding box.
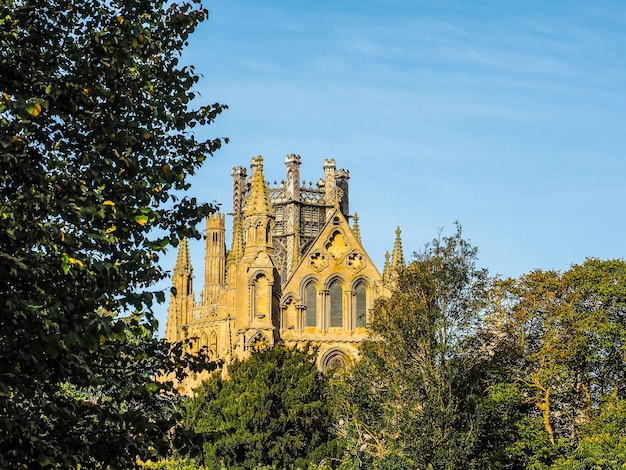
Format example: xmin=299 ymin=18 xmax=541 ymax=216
xmin=159 ymin=0 xmax=626 ymax=334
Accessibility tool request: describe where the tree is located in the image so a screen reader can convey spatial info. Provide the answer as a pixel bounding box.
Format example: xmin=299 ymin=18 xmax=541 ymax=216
xmin=0 ymin=0 xmax=225 ymax=467
xmin=484 ymin=258 xmax=626 ymax=468
xmin=336 ymin=224 xmax=490 ymax=469
xmin=550 ymin=397 xmax=626 ymax=469
xmin=184 ymin=345 xmax=340 ymax=470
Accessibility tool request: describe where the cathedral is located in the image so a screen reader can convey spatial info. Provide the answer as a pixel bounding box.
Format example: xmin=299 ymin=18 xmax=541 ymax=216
xmin=165 ymin=155 xmax=403 ymax=381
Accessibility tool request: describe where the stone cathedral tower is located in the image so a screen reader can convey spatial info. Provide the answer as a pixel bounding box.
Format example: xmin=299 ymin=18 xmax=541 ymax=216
xmin=166 ymin=155 xmax=402 ymax=384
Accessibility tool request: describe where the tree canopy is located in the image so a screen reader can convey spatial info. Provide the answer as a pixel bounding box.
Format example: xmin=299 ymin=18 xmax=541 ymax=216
xmin=483 ymin=258 xmax=626 ymax=468
xmin=334 ymin=224 xmax=491 ymax=469
xmin=0 ymin=0 xmax=225 ymax=467
xmin=184 ymin=345 xmax=340 ymax=470
xmin=3 ymin=1 xmax=626 ymax=468
xmin=332 ymin=227 xmax=626 ymax=469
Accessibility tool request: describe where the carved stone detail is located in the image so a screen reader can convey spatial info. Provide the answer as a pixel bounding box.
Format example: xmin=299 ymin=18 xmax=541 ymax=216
xmin=325 ymin=231 xmax=349 ymax=263
xmin=254 ymin=252 xmax=271 ymax=266
xmin=308 ymin=250 xmax=328 ymax=272
xmin=346 ymin=250 xmax=365 ymax=272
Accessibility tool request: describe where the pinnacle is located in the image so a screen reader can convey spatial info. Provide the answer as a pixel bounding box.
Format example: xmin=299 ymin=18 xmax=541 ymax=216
xmin=352 ymin=213 xmax=362 ymax=244
xmin=174 ymin=237 xmax=192 ymax=273
xmin=244 ymin=156 xmax=275 ymax=218
xmin=392 ymin=226 xmax=404 ymax=268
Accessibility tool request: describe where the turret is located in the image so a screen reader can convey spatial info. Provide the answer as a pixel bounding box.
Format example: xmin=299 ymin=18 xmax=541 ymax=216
xmin=285 ymin=154 xmax=301 ymax=200
xmin=202 ymin=213 xmax=226 ymax=306
xmin=285 ymin=154 xmax=302 ymax=277
xmin=335 ymin=168 xmax=350 ymax=216
xmin=232 ymin=166 xmax=247 ymax=215
xmin=323 ymin=159 xmax=336 ymax=211
xmin=235 ymin=156 xmax=279 ymax=357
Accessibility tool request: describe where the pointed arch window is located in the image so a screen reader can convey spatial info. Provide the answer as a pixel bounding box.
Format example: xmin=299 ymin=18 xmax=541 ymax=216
xmin=322 ymin=349 xmax=350 ymax=374
xmin=305 ymin=283 xmax=317 ymax=327
xmin=329 ymin=281 xmax=343 ymax=327
xmin=355 ymin=284 xmax=367 ymax=328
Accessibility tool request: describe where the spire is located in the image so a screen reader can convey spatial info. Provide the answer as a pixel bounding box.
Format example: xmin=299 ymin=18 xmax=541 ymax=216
xmin=352 ymin=213 xmax=362 ymax=244
xmin=391 ymin=226 xmax=404 ymax=268
xmin=228 ymin=210 xmax=244 ymax=264
xmin=244 ymin=156 xmax=274 ymax=218
xmin=174 ymin=237 xmax=192 ymax=275
xmin=382 ymin=250 xmax=391 ymax=282
xmin=243 ymin=156 xmax=275 ymax=253
xmin=166 ymin=237 xmax=194 ymax=343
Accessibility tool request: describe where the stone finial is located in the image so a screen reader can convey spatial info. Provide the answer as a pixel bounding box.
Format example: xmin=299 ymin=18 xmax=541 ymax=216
xmin=391 ymin=226 xmax=404 ymax=268
xmin=352 ymin=213 xmax=362 ymax=244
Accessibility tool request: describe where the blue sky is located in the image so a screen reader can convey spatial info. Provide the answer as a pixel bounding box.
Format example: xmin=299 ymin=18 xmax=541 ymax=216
xmin=154 ymin=0 xmax=626 ymax=332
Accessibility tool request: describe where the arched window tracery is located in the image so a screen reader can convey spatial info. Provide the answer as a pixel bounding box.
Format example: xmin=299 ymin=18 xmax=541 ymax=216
xmin=355 ymin=283 xmax=367 ymax=328
xmin=305 ymin=282 xmax=317 ymax=327
xmin=329 ymin=281 xmax=343 ymax=327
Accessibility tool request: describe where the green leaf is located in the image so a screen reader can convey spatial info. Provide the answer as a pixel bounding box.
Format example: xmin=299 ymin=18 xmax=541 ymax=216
xmin=135 ymin=215 xmax=149 ymax=226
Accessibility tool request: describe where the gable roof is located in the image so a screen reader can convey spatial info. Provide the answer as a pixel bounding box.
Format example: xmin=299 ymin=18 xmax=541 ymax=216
xmin=282 ymin=207 xmax=382 ymax=293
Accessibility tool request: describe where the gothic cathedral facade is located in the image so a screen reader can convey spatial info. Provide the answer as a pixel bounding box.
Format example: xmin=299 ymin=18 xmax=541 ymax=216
xmin=165 ymin=155 xmax=403 ymax=380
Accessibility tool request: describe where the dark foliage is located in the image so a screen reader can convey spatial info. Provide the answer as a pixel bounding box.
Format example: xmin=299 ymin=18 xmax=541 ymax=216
xmin=0 ymin=0 xmax=225 ymax=467
xmin=184 ymin=345 xmax=341 ymax=470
